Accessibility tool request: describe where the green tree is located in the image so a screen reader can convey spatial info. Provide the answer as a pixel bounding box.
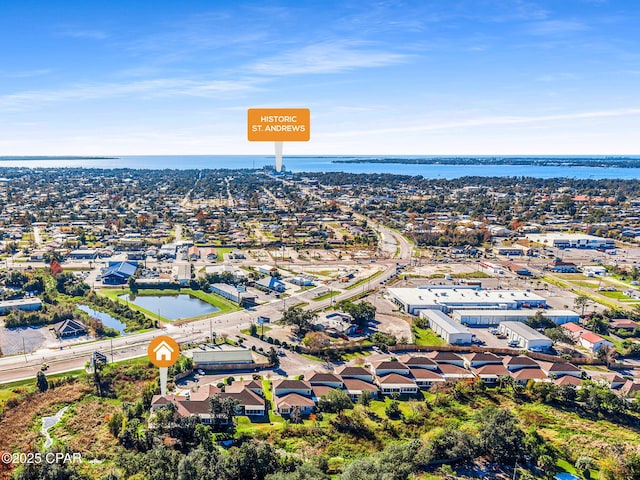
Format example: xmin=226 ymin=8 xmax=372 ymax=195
xmin=385 ymin=400 xmax=402 ymax=420
xmin=575 ymin=456 xmax=594 ymax=479
xmin=574 ymin=294 xmax=591 ymax=316
xmin=544 ymin=327 xmax=575 ymax=345
xmin=36 ymin=370 xmax=49 ymax=393
xmin=281 ymin=307 xmax=317 ymax=338
xmin=266 ymin=463 xmax=330 ymax=480
xmin=317 ymin=389 xmax=353 ymax=414
xmin=268 ymin=347 xmax=280 ymax=368
xmin=358 ymin=390 xmax=374 ymax=407
xmin=476 ymin=407 xmax=525 ymax=464
xmin=338 ymin=300 xmax=376 ymax=328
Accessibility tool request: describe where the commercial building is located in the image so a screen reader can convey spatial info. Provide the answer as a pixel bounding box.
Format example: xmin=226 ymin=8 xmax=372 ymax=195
xmin=419 ymin=310 xmax=473 ymax=345
xmin=290 ymin=275 xmax=314 ymax=286
xmin=452 ymin=309 xmax=579 ymax=326
xmin=256 ymin=276 xmax=286 ymax=293
xmin=192 ymin=348 xmax=254 ymax=369
xmin=582 ymin=265 xmax=607 ymax=276
xmin=527 ymin=233 xmax=615 ymax=250
xmin=0 ymin=298 xmax=43 ymax=314
xmin=496 ymin=247 xmax=524 ymax=256
xmin=210 ymin=283 xmax=256 ymax=306
xmin=100 ymin=261 xmax=138 ymax=285
xmin=388 ymin=287 xmax=546 ymax=315
xmin=68 ymin=248 xmax=98 ymax=260
xmin=497 ymin=321 xmax=553 ymax=351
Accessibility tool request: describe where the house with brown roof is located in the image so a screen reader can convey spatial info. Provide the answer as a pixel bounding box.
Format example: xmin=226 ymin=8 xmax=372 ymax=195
xmin=610 ymin=319 xmax=639 ymax=331
xmin=273 ymin=379 xmax=312 ymax=396
xmin=376 ymin=373 xmax=419 ymax=395
xmin=463 ymin=352 xmax=503 ymax=369
xmin=409 ymin=368 xmax=445 ymax=388
xmin=554 ymin=376 xmax=583 ymax=388
xmin=272 ymin=379 xmax=315 ymax=416
xmin=311 ymin=385 xmax=337 ymax=401
xmin=308 ymin=372 xmax=344 ymax=388
xmin=437 ymin=363 xmax=475 ymax=382
xmin=335 ymin=365 xmax=374 ymax=382
xmin=342 ymin=378 xmax=379 ymax=400
xmin=370 ymin=360 xmax=410 ymax=377
xmin=274 ymin=393 xmax=316 ymax=415
xmin=620 ymin=380 xmax=640 ymax=398
xmin=538 ymin=361 xmax=583 ymax=378
xmin=150 ymin=382 xmax=267 ymax=422
xmin=473 ymin=364 xmax=510 ymax=384
xmin=398 ymin=354 xmax=438 ymax=370
xmin=594 ymin=372 xmax=626 ymax=390
xmin=510 ymin=367 xmax=547 ymax=385
xmin=425 ymin=351 xmax=465 ymax=367
xmin=502 ymin=355 xmax=539 ymax=371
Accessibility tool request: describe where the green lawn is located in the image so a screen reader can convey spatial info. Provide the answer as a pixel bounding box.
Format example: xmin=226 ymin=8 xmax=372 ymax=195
xmin=240 ymin=326 xmax=272 ymax=335
xmin=412 ymin=327 xmax=447 ymax=346
xmin=340 ymin=350 xmax=372 ymax=361
xmin=346 ymin=270 xmax=384 ymax=290
xmin=600 ymin=290 xmax=635 ymax=301
xmin=313 ymin=290 xmax=340 ymax=302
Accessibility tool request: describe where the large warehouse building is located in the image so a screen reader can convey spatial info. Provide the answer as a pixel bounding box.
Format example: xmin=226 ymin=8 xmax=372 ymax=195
xmin=419 ymin=310 xmax=473 ymax=345
xmin=388 ymin=287 xmax=546 ymax=315
xmin=526 ymin=233 xmax=615 ymax=250
xmin=452 ymin=309 xmax=579 ymax=326
xmin=498 ymin=322 xmax=553 ymax=351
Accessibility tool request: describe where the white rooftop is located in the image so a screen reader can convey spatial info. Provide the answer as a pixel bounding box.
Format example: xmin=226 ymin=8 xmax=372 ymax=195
xmin=500 ymin=321 xmax=551 ymax=341
xmin=420 ymin=310 xmax=471 ymax=335
xmin=388 ymin=287 xmax=545 ymax=308
xmin=453 ymin=309 xmax=578 ymax=318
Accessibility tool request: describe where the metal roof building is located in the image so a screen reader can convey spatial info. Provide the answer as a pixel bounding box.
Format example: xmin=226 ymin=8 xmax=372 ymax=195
xmin=452 ymin=309 xmax=579 ymax=326
xmin=419 ymin=310 xmax=473 ymax=345
xmin=498 ymin=321 xmax=553 ymax=351
xmin=388 ymin=287 xmax=546 ymax=315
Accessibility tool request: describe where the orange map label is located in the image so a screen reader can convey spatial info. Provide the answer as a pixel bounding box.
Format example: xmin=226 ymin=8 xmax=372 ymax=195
xmin=248 ymin=108 xmax=310 ymax=141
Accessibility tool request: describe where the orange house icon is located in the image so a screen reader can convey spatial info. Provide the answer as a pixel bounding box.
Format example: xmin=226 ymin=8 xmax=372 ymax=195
xmin=153 ymin=341 xmax=174 ymax=362
xmin=148 ymin=335 xmax=180 ymax=367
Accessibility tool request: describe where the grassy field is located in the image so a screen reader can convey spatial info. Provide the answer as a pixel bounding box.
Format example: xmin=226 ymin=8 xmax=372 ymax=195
xmin=412 ymin=327 xmax=447 ymax=346
xmin=313 ymin=290 xmax=340 ymax=301
xmin=346 ymin=270 xmax=384 ymax=290
xmin=240 ymin=326 xmax=272 ymax=335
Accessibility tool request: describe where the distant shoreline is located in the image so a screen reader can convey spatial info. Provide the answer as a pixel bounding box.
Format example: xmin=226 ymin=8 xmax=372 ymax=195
xmin=332 ymin=157 xmax=640 ymax=168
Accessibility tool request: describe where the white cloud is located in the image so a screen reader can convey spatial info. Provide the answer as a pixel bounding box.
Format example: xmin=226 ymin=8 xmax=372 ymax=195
xmin=325 ymin=108 xmax=640 ymax=137
xmin=0 ymin=78 xmax=260 ymax=111
xmin=249 ymin=41 xmax=408 ymax=76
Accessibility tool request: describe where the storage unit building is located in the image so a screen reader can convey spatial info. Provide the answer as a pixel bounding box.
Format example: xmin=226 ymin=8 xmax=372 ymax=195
xmin=498 ymin=321 xmax=553 ymax=351
xmin=419 ymin=310 xmax=473 ymax=345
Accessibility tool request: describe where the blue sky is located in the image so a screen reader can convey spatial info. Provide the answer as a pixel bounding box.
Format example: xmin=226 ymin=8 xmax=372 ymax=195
xmin=0 ymin=0 xmax=638 ymax=155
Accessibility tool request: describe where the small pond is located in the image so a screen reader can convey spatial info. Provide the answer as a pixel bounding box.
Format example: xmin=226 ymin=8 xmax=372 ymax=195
xmin=119 ymin=294 xmax=220 ymax=320
xmin=78 ymin=305 xmax=127 ymax=334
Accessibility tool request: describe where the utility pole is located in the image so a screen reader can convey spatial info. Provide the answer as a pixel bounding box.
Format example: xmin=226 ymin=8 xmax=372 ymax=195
xmin=110 ymin=339 xmax=114 ymax=363
xmin=22 ymin=335 xmax=27 ymax=363
xmin=209 ymin=318 xmax=213 ymax=344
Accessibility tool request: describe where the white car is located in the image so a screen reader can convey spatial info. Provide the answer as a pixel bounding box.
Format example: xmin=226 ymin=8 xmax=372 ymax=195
xmin=197 ymin=369 xmax=205 ymax=375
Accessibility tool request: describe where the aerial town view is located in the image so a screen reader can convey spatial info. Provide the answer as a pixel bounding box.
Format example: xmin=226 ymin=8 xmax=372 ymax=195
xmin=1 ymin=1 xmax=639 ymax=480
